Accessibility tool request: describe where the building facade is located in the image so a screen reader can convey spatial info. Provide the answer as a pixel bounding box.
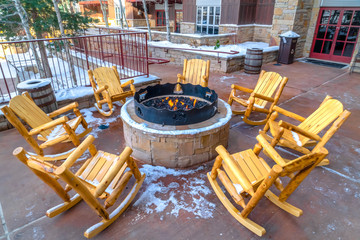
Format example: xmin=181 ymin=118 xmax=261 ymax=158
xmin=79 ymin=0 xmax=360 ymax=64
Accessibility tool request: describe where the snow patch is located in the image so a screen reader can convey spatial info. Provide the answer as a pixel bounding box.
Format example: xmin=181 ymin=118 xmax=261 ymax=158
xmin=291 ymin=131 xmax=302 ymax=146
xmin=133 ymin=164 xmax=216 ymax=219
xmin=148 ymin=41 xmax=279 ymax=58
xmin=17 ymin=79 xmax=51 ymax=90
xmin=280 ymin=31 xmax=300 ymax=38
xmin=79 ymin=106 xmax=118 ymax=138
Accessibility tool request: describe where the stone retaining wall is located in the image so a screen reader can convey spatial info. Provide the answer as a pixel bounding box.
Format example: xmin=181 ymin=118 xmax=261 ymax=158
xmin=148 ymin=45 xmax=278 ymax=73
xmin=151 ymin=31 xmax=237 ymax=47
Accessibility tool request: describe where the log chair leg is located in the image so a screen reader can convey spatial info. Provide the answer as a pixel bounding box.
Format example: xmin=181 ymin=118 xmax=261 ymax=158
xmin=207 ymin=173 xmax=266 ymax=236
xmin=84 ymin=173 xmax=146 ymax=239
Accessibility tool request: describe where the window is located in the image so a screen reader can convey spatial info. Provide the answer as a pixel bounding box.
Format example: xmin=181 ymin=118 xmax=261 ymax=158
xmin=196 ymin=6 xmax=220 ymax=34
xmin=156 ymin=10 xmax=166 ymax=26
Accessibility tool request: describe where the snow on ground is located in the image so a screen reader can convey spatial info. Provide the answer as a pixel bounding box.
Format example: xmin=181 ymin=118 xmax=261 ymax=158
xmin=148 ymin=41 xmax=279 ymax=58
xmin=73 ymin=105 xmax=217 ymax=220
xmin=0 ymin=58 xmax=18 ymax=79
xmin=134 ymin=164 xmax=216 ymax=220
xmin=77 ymin=106 xmax=119 ymax=138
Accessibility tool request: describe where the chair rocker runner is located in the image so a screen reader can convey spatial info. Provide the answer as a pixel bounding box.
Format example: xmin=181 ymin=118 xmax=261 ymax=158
xmin=177 ymin=59 xmax=210 ymax=87
xmin=228 ymin=70 xmax=288 ymax=125
xmin=260 ymin=95 xmax=351 ymax=166
xmin=88 ymin=66 xmax=136 ymax=116
xmin=1 ymin=92 xmax=91 ymax=161
xmin=13 ymin=135 xmax=146 ymax=239
xmin=208 ymin=134 xmax=328 ymax=236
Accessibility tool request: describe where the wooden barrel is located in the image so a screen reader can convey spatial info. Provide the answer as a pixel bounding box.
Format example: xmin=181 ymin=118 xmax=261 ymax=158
xmin=17 ymin=79 xmax=58 ymax=113
xmin=244 ymin=48 xmax=263 ymax=74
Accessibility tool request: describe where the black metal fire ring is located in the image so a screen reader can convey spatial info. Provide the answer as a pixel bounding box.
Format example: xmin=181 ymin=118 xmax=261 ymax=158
xmin=134 ymin=83 xmax=218 ymax=125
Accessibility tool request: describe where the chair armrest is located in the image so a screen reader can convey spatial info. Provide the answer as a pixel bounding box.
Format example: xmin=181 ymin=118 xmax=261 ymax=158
xmin=215 ymin=145 xmax=254 ymax=195
xmin=29 ymin=116 xmax=69 ymax=136
xmin=251 ymin=92 xmax=274 ymax=102
xmin=256 ymin=134 xmax=287 ymax=166
xmin=279 ymin=120 xmax=322 ymax=142
xmin=48 ymin=102 xmax=79 ymax=118
xmin=177 ymin=74 xmax=185 ymax=80
xmin=231 ymin=84 xmax=253 ymax=94
xmin=61 ymin=135 xmax=96 ymax=169
xmin=121 ymin=79 xmax=134 ymax=88
xmin=272 ymin=106 xmax=306 ymax=122
xmin=95 ymin=85 xmax=108 ymax=94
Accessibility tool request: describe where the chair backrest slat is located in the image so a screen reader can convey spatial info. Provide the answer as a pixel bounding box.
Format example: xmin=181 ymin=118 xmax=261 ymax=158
xmin=9 ymin=95 xmax=52 ymax=137
xmin=253 ymin=72 xmax=283 ymax=107
xmin=93 ymin=67 xmax=123 ymax=97
xmin=183 ymin=59 xmax=210 ymax=86
xmin=298 ymin=99 xmax=343 ymax=145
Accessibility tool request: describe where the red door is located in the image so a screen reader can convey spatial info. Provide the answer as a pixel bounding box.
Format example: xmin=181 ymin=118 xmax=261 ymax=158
xmin=310 ymin=8 xmax=360 ymax=63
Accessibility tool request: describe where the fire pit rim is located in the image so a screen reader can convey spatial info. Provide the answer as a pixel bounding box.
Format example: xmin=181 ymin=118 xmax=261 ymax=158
xmin=133 ymin=83 xmax=218 ymax=125
xmin=120 ymin=98 xmax=232 ymax=136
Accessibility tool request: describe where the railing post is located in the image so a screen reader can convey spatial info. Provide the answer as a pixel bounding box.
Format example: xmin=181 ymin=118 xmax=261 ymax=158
xmin=84 ymin=37 xmax=90 ymax=70
xmin=119 ymin=34 xmax=125 ymax=69
xmin=145 ymin=32 xmax=149 ymax=78
xmin=0 ymin=63 xmax=10 ymax=101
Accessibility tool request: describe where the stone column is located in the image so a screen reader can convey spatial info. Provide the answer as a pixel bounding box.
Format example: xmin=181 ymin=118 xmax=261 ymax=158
xmin=270 ymin=0 xmax=314 ymax=58
xmin=303 ymin=0 xmax=321 ymax=57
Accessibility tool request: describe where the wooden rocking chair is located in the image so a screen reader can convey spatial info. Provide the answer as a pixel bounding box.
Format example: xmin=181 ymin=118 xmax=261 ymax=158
xmin=88 ymin=66 xmax=136 ymax=116
xmin=208 ymin=134 xmax=328 ymax=236
xmin=260 ymin=95 xmax=351 ymax=166
xmin=1 ymin=92 xmax=91 ymax=161
xmin=13 ymin=135 xmax=146 ymax=239
xmin=228 ymin=70 xmax=288 ymax=125
xmin=177 ymin=59 xmax=210 ymax=87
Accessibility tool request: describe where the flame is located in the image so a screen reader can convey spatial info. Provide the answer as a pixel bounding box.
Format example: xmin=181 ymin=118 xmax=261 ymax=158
xmin=168 ymin=99 xmax=174 ymax=108
xmin=193 ymin=99 xmax=197 ymax=107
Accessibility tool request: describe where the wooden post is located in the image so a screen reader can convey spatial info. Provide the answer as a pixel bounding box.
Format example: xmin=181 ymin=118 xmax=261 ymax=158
xmin=241 ymin=165 xmax=282 ymax=218
xmin=271 ymin=127 xmax=284 ymax=147
xmin=126 ymin=156 xmax=141 ymax=181
xmin=210 ymin=155 xmax=222 ymax=179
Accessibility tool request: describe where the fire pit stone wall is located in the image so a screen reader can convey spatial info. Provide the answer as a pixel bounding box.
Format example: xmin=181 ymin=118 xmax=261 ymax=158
xmin=121 ymin=99 xmax=231 ymax=168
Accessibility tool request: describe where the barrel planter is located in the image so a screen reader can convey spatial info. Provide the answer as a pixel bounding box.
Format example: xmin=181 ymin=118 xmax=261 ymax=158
xmin=244 ymin=48 xmax=263 ymax=74
xmin=17 ymin=79 xmax=58 ymax=113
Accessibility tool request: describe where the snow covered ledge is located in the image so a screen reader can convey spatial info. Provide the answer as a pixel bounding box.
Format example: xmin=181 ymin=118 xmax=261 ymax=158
xmin=55 ymin=74 xmax=161 ymax=110
xmin=121 ymin=99 xmax=232 ymax=168
xmin=148 ymin=41 xmax=279 ymax=73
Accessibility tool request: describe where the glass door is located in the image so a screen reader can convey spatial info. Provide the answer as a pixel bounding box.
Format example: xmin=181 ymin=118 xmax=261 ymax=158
xmin=310 ymin=8 xmax=360 ymax=63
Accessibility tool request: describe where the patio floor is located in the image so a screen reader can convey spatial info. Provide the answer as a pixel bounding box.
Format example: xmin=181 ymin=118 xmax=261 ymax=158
xmin=0 ymin=61 xmax=359 ymax=240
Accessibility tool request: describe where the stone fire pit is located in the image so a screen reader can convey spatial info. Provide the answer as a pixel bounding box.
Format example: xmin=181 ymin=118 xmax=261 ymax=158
xmin=121 ymin=97 xmax=231 ymax=168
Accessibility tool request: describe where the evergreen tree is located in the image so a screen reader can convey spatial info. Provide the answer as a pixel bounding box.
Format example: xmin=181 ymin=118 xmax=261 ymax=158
xmin=0 ymin=0 xmax=95 ymax=82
